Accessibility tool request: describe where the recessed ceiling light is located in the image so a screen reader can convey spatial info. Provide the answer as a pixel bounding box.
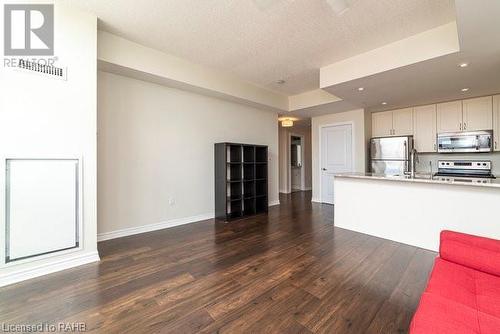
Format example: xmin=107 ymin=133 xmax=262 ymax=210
xmin=326 ymin=0 xmax=350 ymax=15
xmin=358 ymin=87 xmax=364 ymax=91
xmin=461 ymin=88 xmax=469 ymax=92
xmin=459 ymin=63 xmax=469 ymax=68
xmin=276 ymin=79 xmax=286 ymax=84
xmin=381 ymin=102 xmax=388 ymax=105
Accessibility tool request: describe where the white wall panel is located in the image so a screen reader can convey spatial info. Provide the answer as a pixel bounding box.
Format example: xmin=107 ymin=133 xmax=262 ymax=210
xmin=6 ymin=160 xmax=79 ymax=261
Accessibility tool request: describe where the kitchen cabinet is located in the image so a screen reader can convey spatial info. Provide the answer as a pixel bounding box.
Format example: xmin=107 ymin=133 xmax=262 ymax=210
xmin=494 ymin=95 xmax=500 ymax=151
xmin=413 ymin=104 xmax=437 ymax=152
xmin=462 ymin=96 xmax=493 ymax=131
xmin=437 ymin=101 xmax=462 ymax=133
xmin=372 ymin=108 xmax=412 ymax=137
xmin=392 ymin=108 xmax=413 ymax=135
xmin=372 ymin=111 xmax=393 ymax=137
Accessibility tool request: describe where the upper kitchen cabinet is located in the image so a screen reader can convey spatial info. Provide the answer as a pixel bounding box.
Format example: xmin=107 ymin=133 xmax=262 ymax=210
xmin=392 ymin=108 xmax=413 ymax=136
xmin=372 ymin=111 xmax=393 ymax=137
xmin=494 ymin=95 xmax=500 ymax=151
xmin=437 ymin=101 xmax=462 ymax=133
xmin=413 ymin=104 xmax=437 ymax=152
xmin=462 ymin=96 xmax=493 ymax=131
xmin=372 ymin=108 xmax=413 ymax=137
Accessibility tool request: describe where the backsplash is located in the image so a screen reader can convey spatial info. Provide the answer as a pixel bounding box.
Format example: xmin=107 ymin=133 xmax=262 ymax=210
xmin=416 ymin=152 xmax=500 ymax=175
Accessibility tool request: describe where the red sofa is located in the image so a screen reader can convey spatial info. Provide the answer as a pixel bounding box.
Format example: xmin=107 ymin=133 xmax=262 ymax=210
xmin=410 ymin=230 xmax=500 ymax=333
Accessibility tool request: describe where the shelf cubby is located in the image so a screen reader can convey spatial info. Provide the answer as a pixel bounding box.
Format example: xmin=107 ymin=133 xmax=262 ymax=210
xmin=228 ymin=200 xmax=243 ymax=218
xmin=227 ymin=144 xmax=242 ymax=163
xmin=255 ymin=164 xmax=267 ymax=179
xmin=256 ymin=179 xmax=267 ymax=197
xmin=243 ymin=180 xmax=255 ymax=198
xmin=255 ymin=146 xmax=267 ymax=163
xmin=256 ymin=196 xmax=268 ymax=213
xmin=227 ymin=181 xmax=242 ymax=199
xmin=243 ymin=164 xmax=255 ymax=180
xmin=244 ymin=198 xmax=256 ymax=215
xmin=227 ymin=163 xmax=242 ymax=181
xmin=243 ymin=145 xmax=255 ymax=162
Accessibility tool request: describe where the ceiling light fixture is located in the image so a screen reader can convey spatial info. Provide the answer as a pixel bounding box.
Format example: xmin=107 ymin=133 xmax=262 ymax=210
xmin=381 ymin=102 xmax=388 ymax=105
xmin=358 ymin=87 xmax=364 ymax=91
xmin=461 ymin=88 xmax=469 ymax=92
xmin=459 ymin=63 xmax=469 ymax=68
xmin=326 ymin=0 xmax=350 ymax=15
xmin=281 ymin=119 xmax=293 ymax=127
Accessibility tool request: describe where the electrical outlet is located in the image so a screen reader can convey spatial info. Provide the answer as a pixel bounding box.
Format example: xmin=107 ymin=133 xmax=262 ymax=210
xmin=168 ymin=198 xmax=175 ymax=206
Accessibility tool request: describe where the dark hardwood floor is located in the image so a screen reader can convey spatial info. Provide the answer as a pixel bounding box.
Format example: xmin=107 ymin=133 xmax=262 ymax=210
xmin=0 ymin=191 xmax=436 ymax=333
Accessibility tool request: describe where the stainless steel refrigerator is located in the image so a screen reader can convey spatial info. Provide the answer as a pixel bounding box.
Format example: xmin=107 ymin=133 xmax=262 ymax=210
xmin=370 ymin=136 xmax=414 ymax=175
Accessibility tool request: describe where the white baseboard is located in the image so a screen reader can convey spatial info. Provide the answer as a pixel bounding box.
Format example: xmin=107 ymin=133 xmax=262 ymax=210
xmin=0 ymin=251 xmax=100 ymax=287
xmin=311 ymin=197 xmax=322 ymax=203
xmin=99 ymin=200 xmax=281 ymax=243
xmin=269 ymin=200 xmax=280 ymax=206
xmin=97 ymin=213 xmax=214 ymax=242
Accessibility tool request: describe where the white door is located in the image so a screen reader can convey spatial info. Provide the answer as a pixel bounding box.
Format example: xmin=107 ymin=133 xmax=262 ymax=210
xmin=462 ymin=96 xmax=493 ymax=131
xmin=321 ymin=124 xmax=353 ymax=204
xmin=413 ymin=104 xmax=437 ymax=152
xmin=372 ymin=111 xmax=393 ymax=137
xmin=437 ymin=101 xmax=462 ymax=133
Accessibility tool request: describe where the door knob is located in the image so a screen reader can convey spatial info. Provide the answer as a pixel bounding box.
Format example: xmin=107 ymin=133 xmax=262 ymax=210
xmin=322 ymin=168 xmax=327 ymax=171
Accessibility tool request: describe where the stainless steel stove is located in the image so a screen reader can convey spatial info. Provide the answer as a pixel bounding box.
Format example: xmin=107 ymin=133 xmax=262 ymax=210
xmin=434 ymin=160 xmax=495 ymax=183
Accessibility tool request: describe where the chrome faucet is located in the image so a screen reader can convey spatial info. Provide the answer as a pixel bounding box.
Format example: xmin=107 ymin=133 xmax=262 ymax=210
xmin=409 ymin=148 xmax=419 ymax=178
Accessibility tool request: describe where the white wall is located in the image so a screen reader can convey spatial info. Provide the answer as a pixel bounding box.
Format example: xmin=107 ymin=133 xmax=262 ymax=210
xmin=311 ymin=109 xmax=368 ymax=201
xmin=279 ymin=125 xmax=312 ymax=193
xmin=98 ymin=71 xmax=279 ymax=237
xmin=0 ymin=4 xmax=97 ymax=286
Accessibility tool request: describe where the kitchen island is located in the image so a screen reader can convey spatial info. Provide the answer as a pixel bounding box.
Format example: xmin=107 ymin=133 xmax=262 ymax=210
xmin=334 ymin=173 xmax=500 ymax=251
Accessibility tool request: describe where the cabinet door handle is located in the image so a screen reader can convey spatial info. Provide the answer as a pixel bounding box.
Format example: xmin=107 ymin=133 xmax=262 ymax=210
xmin=434 ymin=143 xmax=437 ymax=151
xmin=464 ymin=122 xmax=467 ymax=130
xmin=459 ymin=123 xmax=462 ymax=131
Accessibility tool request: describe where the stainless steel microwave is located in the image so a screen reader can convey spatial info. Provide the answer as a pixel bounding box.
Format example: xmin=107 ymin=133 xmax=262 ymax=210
xmin=437 ymin=130 xmax=493 ymax=153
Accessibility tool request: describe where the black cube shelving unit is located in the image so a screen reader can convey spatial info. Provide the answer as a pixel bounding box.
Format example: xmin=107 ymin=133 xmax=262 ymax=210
xmin=215 ymin=143 xmax=268 ymax=221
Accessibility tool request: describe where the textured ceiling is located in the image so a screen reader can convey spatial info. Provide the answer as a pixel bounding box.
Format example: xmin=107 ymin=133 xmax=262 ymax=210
xmin=60 ymin=0 xmax=456 ymax=95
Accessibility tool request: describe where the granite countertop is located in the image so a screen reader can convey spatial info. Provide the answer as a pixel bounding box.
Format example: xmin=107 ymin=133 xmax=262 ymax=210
xmin=334 ymin=172 xmax=500 ymax=188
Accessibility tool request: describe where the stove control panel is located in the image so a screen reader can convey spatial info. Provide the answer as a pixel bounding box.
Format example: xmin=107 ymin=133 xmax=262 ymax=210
xmin=438 ymin=160 xmax=491 ymax=170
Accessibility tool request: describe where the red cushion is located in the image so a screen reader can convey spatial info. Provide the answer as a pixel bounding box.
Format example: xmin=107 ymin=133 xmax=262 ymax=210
xmin=476 ymin=270 xmax=500 ymax=318
xmin=410 ymin=292 xmax=480 ymax=334
xmin=440 ymin=230 xmax=500 ymax=277
xmin=411 ymin=257 xmax=500 ymax=333
xmin=425 ymin=258 xmax=477 ymax=309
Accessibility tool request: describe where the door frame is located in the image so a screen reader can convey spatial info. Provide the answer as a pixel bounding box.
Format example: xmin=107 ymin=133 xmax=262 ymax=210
xmin=288 ymin=132 xmax=305 ymax=192
xmin=319 ymin=122 xmax=355 ymax=204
